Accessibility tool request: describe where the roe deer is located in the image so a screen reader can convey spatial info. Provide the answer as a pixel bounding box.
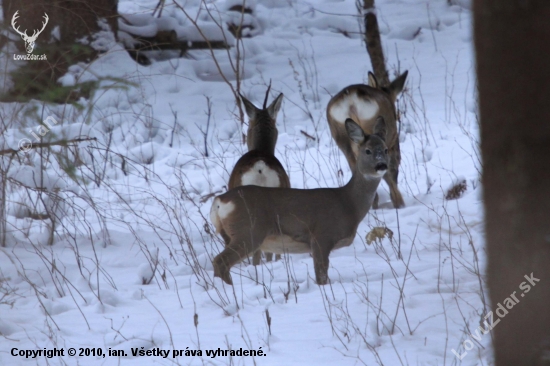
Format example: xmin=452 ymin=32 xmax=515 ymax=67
xmin=226 ymin=90 xmax=289 ymax=265
xmin=211 ymin=118 xmax=388 ymax=285
xmin=327 ymin=71 xmax=408 ymax=208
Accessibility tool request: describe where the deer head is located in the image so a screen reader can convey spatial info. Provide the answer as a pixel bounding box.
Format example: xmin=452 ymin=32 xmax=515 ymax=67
xmin=12 ymin=11 xmax=49 ymax=54
xmin=240 ymin=87 xmax=284 ymax=155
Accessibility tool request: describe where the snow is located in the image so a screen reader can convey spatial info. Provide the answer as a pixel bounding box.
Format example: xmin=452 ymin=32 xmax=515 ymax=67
xmin=0 ymin=0 xmax=489 ymax=365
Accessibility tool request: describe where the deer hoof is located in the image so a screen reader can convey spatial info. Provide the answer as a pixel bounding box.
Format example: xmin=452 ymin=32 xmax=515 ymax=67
xmin=213 ymin=264 xmax=233 ymax=285
xmin=214 ymin=271 xmax=233 ymax=285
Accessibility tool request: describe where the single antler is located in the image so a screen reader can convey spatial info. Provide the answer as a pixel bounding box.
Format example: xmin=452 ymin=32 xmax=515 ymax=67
xmin=28 ymin=13 xmax=49 ymax=41
xmin=11 ymin=11 xmax=28 ymax=38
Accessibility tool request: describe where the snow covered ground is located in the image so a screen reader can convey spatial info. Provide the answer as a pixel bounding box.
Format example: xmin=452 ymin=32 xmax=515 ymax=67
xmin=0 ymin=0 xmax=489 ymax=364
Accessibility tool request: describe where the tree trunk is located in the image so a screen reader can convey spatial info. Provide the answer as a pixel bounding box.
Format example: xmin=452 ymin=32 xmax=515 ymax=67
xmin=363 ymin=0 xmax=374 ymax=10
xmin=1 ymin=0 xmax=118 ymax=102
xmin=362 ymin=0 xmax=389 ymax=87
xmin=365 ymin=12 xmax=389 ymax=87
xmin=474 ymin=1 xmax=550 ymax=364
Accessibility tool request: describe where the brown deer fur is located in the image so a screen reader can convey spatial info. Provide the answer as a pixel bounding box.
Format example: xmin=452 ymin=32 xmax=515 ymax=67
xmin=211 ymin=118 xmax=388 ymax=285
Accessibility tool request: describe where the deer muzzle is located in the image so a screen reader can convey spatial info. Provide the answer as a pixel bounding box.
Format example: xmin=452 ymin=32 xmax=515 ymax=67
xmin=375 ymin=162 xmax=388 ymax=172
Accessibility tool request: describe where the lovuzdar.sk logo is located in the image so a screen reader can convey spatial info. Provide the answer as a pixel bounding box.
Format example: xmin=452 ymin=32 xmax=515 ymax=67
xmin=11 ymin=10 xmax=48 ymax=60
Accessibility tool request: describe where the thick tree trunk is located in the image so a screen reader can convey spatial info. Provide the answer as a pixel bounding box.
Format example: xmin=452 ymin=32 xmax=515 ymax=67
xmin=2 ymin=0 xmax=118 ymax=102
xmin=474 ymin=1 xmax=550 ymax=364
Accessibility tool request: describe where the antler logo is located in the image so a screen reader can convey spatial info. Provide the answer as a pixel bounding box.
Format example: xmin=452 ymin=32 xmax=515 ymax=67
xmin=11 ymin=10 xmax=49 ymax=54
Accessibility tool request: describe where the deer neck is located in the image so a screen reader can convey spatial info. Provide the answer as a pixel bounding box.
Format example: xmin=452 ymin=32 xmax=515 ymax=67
xmin=343 ymin=170 xmax=382 ymax=219
xmin=247 ymin=124 xmax=277 ymax=155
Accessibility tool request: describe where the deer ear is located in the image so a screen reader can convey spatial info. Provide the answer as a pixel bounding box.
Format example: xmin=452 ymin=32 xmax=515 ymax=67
xmin=388 ymin=70 xmax=408 ymax=102
xmin=368 ymin=72 xmax=378 ymax=88
xmin=373 ymin=116 xmax=387 ymax=141
xmin=240 ymin=94 xmax=258 ymax=120
xmin=267 ymin=93 xmax=284 ymax=120
xmin=345 ymin=119 xmax=365 ymax=144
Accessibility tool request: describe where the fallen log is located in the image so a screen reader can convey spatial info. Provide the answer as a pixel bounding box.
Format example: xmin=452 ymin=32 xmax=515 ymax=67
xmin=119 ymin=14 xmax=232 ymax=65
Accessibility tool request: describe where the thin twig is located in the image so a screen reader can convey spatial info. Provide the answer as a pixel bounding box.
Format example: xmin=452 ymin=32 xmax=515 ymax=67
xmin=0 ymin=137 xmax=97 ymax=156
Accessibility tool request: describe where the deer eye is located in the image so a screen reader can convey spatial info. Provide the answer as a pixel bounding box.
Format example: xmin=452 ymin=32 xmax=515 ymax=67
xmin=365 ymin=149 xmax=372 ymax=155
xmin=384 ymin=149 xmax=388 ymax=154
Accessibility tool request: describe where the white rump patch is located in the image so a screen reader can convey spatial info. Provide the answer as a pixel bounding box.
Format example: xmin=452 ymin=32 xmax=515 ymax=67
xmin=330 ymin=94 xmax=379 ymax=123
xmin=210 ymin=197 xmax=235 ymax=232
xmin=240 ymin=160 xmax=281 ymax=187
xmin=217 ymin=200 xmax=235 ymax=219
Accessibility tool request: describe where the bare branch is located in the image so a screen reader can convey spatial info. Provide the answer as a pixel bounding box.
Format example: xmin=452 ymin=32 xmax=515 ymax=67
xmin=0 ymin=137 xmax=97 ymax=156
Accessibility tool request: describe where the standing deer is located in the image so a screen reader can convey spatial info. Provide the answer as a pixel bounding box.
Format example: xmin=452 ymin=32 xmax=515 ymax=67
xmin=327 ymin=71 xmax=407 ymax=208
xmin=211 ymin=117 xmax=388 ymax=285
xmin=226 ymin=89 xmax=289 ymax=265
xmin=11 ymin=11 xmax=49 ymax=54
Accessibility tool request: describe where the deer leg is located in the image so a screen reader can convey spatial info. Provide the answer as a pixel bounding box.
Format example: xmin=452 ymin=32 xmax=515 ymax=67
xmin=252 ymin=250 xmax=278 ymax=265
xmin=332 ymin=129 xmax=357 ymax=171
xmin=383 ymin=173 xmax=405 ymax=208
xmin=372 ymin=193 xmax=380 ymax=209
xmin=263 ymin=252 xmax=281 ymax=262
xmin=222 ymin=225 xmax=263 ymax=266
xmin=252 ymin=250 xmax=263 ymax=265
xmin=213 ymin=232 xmax=264 ymax=285
xmin=386 ymin=143 xmax=405 ymax=208
xmin=213 ymin=244 xmax=248 ymax=285
xmin=390 ymin=141 xmax=402 ymax=183
xmin=220 ymin=229 xmax=231 ymax=245
xmin=311 ymin=238 xmax=331 ymax=285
